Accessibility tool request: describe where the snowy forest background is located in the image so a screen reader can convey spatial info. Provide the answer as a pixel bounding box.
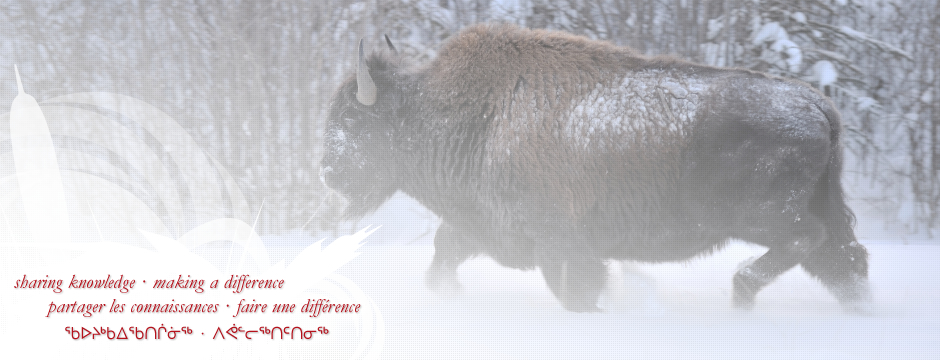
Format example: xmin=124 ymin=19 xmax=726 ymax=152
xmin=0 ymin=0 xmax=937 ymax=238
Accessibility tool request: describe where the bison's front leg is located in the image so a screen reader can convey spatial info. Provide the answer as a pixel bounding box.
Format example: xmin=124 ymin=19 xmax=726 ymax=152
xmin=538 ymin=257 xmax=607 ymax=312
xmin=426 ymin=221 xmax=478 ymax=298
xmin=530 ymin=226 xmax=607 ymax=312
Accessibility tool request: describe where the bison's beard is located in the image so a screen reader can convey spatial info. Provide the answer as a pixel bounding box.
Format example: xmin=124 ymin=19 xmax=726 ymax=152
xmin=339 ymin=185 xmax=397 ymax=220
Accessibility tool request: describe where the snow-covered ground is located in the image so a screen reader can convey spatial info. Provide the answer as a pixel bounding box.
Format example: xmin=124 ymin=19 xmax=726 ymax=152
xmin=264 ymin=192 xmax=940 ymax=359
xmin=335 ymin=243 xmax=937 ymax=359
xmin=2 ymin=193 xmax=936 ymax=359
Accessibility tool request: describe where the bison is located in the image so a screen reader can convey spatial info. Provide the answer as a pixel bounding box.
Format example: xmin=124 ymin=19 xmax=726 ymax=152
xmin=319 ymin=24 xmax=870 ymax=312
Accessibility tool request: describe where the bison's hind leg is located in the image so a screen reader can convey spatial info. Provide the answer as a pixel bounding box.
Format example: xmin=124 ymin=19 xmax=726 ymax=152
xmin=426 ymin=222 xmax=479 ymax=298
xmin=801 ymin=240 xmax=872 ymax=313
xmin=801 ymin=150 xmax=873 ymax=313
xmin=733 ymin=214 xmax=828 ymax=309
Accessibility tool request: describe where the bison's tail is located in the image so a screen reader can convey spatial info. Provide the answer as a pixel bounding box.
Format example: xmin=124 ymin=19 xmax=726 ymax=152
xmin=811 ymin=99 xmax=858 ymax=247
xmin=804 ymin=99 xmax=871 ymax=309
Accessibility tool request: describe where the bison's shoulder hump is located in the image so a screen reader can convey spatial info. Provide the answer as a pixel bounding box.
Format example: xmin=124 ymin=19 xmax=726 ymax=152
xmin=428 ymin=24 xmax=639 ymax=88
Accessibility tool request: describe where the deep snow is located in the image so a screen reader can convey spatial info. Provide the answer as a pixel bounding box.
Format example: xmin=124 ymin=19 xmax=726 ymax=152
xmin=1 ymin=191 xmax=937 ymax=359
xmin=266 ymin=192 xmax=940 ymax=359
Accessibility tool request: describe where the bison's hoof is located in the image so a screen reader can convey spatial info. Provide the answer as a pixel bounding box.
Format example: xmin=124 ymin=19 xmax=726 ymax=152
xmin=561 ymin=300 xmax=603 ymax=313
xmin=841 ymin=300 xmax=876 ymax=316
xmin=838 ymin=287 xmax=875 ymax=316
xmin=559 ymin=288 xmax=603 ymax=312
xmin=732 ymin=274 xmax=760 ymax=310
xmin=732 ymin=294 xmax=756 ymax=311
xmin=601 ymin=264 xmax=663 ymax=314
xmin=425 ymin=270 xmax=462 ymax=299
xmin=832 ymin=277 xmax=874 ymax=315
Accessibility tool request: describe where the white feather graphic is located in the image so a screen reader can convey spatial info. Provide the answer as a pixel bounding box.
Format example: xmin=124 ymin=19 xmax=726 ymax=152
xmin=2 ymin=87 xmax=384 ymax=359
xmin=9 ymin=65 xmax=71 ymax=248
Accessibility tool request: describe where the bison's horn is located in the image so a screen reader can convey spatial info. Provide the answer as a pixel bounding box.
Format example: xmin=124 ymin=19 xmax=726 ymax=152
xmin=384 ymin=34 xmax=398 ymax=55
xmin=356 ymin=39 xmax=377 ymax=106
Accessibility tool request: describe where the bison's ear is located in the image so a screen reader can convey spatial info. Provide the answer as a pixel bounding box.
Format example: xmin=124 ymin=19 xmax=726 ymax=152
xmin=356 ymin=39 xmax=377 ymax=106
xmin=384 ymin=34 xmax=398 ymax=55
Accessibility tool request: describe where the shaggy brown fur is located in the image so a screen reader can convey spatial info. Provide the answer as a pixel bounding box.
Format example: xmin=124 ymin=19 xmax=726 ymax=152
xmin=319 ymin=24 xmax=869 ymax=312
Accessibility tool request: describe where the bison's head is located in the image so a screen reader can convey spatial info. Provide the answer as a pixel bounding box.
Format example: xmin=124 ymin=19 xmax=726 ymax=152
xmin=320 ymin=38 xmax=407 ymax=218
